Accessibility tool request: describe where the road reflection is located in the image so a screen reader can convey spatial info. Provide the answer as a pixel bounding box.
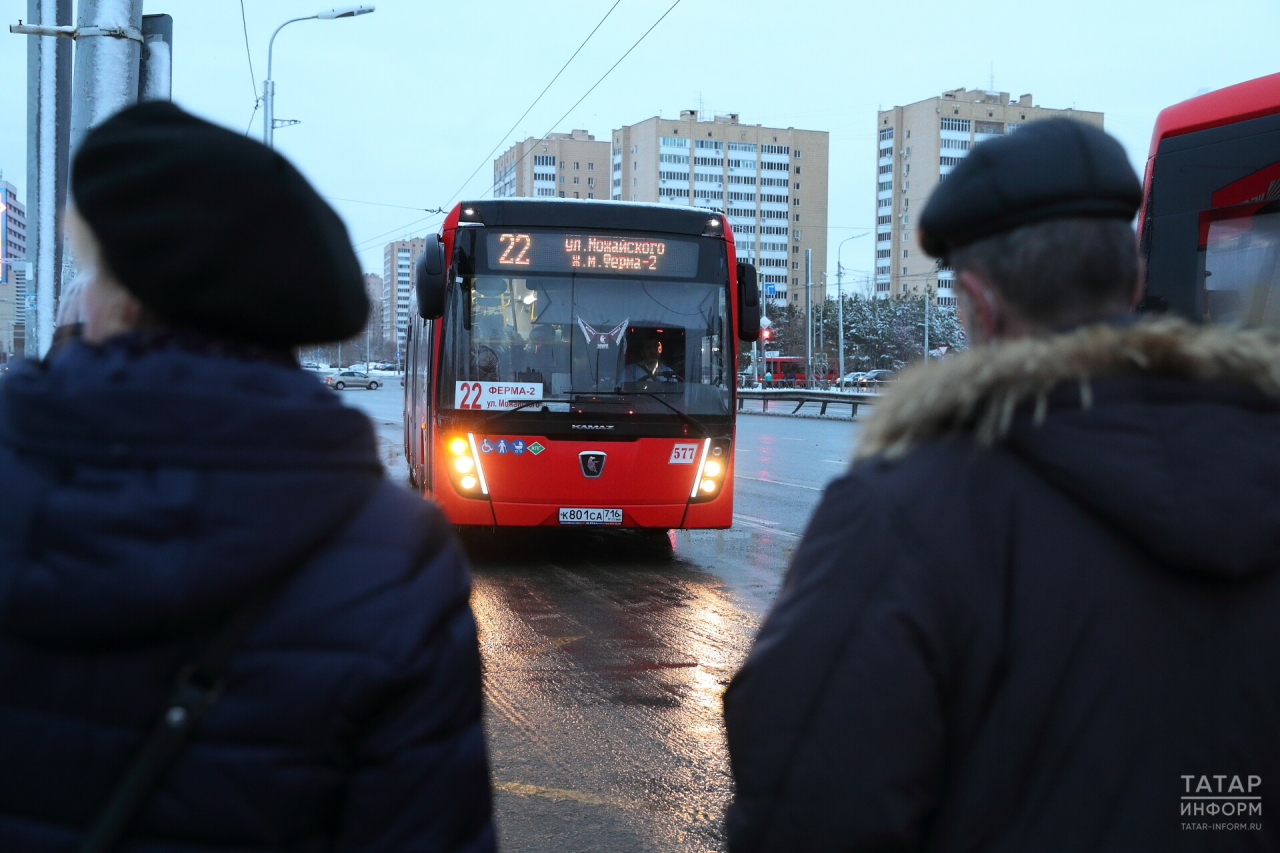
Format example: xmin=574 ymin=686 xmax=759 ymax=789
xmin=463 ymin=528 xmax=760 ymax=853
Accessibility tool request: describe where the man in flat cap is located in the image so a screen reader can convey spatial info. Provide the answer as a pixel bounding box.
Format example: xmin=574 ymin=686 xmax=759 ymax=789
xmin=0 ymin=102 xmax=494 ymax=852
xmin=724 ymin=119 xmax=1280 ymax=851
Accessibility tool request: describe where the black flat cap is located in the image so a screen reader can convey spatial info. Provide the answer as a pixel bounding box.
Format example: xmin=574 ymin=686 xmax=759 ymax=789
xmin=918 ymin=118 xmax=1141 ymax=260
xmin=72 ymin=101 xmax=367 ymax=346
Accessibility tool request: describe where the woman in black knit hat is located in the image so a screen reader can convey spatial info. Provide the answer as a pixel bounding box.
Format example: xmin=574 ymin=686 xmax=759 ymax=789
xmin=0 ymin=102 xmax=494 ymax=853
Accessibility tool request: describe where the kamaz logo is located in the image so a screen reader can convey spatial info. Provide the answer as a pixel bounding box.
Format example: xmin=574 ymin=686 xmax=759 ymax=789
xmin=571 ymin=424 xmax=614 ymax=430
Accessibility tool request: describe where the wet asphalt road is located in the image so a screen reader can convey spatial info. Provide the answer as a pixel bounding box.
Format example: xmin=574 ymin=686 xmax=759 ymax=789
xmin=336 ymin=380 xmax=860 ymax=851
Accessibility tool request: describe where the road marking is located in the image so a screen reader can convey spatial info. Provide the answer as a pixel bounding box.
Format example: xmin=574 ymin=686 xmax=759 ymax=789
xmin=732 ymin=515 xmax=801 ymax=539
xmin=494 ymin=780 xmax=692 ymax=816
xmin=495 ymin=780 xmax=628 ymax=809
xmin=517 ymin=635 xmax=585 ymax=656
xmin=736 ymin=474 xmax=824 ymax=492
xmin=733 ymin=512 xmax=778 ymax=526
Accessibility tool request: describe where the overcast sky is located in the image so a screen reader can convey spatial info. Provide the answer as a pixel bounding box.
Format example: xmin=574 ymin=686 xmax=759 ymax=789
xmin=2 ymin=0 xmax=1278 ymax=280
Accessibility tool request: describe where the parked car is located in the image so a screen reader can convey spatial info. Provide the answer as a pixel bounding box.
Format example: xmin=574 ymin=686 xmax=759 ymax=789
xmin=325 ymin=370 xmax=380 ymax=390
xmin=301 ymin=361 xmax=320 ymax=370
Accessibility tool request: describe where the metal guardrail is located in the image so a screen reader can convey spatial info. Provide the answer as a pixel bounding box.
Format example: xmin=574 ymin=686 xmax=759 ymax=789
xmin=736 ymin=387 xmax=882 ymax=417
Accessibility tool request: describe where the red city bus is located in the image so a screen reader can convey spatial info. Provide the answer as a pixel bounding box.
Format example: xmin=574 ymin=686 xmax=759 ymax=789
xmin=403 ymin=199 xmax=760 ymax=529
xmin=1140 ymin=73 xmax=1280 ymax=323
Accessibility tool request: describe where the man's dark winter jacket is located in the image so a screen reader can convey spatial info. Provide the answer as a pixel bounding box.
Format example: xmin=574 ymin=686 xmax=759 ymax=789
xmin=0 ymin=335 xmax=494 ymax=853
xmin=725 ymin=318 xmax=1280 ymax=852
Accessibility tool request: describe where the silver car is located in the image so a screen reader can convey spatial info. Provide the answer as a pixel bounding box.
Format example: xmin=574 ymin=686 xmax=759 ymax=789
xmin=325 ymin=370 xmax=380 ymax=390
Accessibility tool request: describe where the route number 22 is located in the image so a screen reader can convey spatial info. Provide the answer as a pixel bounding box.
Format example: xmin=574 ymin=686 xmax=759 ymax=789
xmin=498 ymin=233 xmax=532 ymax=265
xmin=458 ymin=382 xmax=484 ymax=409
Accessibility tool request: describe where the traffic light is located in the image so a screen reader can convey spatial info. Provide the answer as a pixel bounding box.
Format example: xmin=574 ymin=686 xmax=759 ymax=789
xmin=760 ymin=328 xmax=772 ymax=341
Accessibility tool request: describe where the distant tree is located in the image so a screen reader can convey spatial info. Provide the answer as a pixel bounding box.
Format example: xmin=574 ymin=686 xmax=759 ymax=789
xmin=836 ymin=291 xmax=968 ymax=372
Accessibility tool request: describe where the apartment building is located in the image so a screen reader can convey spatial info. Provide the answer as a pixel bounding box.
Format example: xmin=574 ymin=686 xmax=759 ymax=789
xmin=875 ymin=89 xmax=1103 ymax=304
xmin=383 ymin=238 xmax=424 ymax=352
xmin=0 ymin=175 xmax=27 ymax=362
xmin=613 ymin=112 xmax=829 ymax=305
xmin=493 ymin=130 xmax=611 ymax=200
xmin=362 ymin=273 xmax=384 ymax=347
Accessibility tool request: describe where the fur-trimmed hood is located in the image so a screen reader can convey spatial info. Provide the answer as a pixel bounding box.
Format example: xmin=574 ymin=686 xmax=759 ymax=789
xmin=859 ymin=317 xmax=1280 ymax=460
xmin=857 ymin=317 xmax=1280 ymax=579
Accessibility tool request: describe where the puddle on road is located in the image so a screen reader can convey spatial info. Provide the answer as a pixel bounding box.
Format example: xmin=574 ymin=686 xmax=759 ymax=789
xmin=463 ymin=526 xmax=766 ymax=853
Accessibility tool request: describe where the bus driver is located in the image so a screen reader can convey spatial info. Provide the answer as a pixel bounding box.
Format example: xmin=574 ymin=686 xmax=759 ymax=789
xmin=624 ymin=337 xmax=679 ymax=385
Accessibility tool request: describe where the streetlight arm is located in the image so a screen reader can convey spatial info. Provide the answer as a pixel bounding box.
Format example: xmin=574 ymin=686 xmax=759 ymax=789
xmin=266 ymin=16 xmax=316 ymax=82
xmin=262 ymin=7 xmax=375 ymax=148
xmin=835 ymin=231 xmax=871 ymax=384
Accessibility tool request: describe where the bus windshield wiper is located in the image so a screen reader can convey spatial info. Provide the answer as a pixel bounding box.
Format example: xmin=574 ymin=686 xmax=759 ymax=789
xmin=475 ymin=391 xmax=707 ymax=435
xmin=606 ymin=390 xmax=707 ymax=434
xmin=479 ymin=400 xmax=546 ymax=426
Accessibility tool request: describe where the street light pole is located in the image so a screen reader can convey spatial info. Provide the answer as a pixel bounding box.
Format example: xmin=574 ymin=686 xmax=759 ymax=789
xmin=804 ymin=248 xmax=812 ymax=388
xmin=923 ymin=285 xmax=930 ymax=363
xmin=835 ymin=232 xmax=870 ymax=386
xmin=263 ymin=5 xmax=375 ymax=149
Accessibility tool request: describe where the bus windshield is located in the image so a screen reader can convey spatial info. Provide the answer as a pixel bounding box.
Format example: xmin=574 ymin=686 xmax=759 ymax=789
xmin=440 ymin=270 xmax=731 ymax=416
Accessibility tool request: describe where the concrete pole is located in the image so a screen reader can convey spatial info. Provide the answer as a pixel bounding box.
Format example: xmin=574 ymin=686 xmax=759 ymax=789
xmin=836 ymin=262 xmax=844 ymax=383
xmin=57 ymin=0 xmax=142 ymax=355
xmin=262 ymin=77 xmax=274 ymax=147
xmin=923 ymin=287 xmax=930 ymax=363
xmin=69 ymin=0 xmax=144 ymax=154
xmin=24 ymin=0 xmax=73 ymax=358
xmin=804 ymin=248 xmax=812 ymax=389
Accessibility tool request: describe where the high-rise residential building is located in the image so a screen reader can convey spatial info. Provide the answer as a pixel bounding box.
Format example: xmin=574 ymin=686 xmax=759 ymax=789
xmin=493 ymin=130 xmax=611 ymax=200
xmin=0 ymin=175 xmax=28 ymax=362
xmin=383 ymin=238 xmax=424 ymax=353
xmin=362 ymin=273 xmax=384 ymax=350
xmin=876 ymin=89 xmax=1103 ymax=305
xmin=612 ymin=112 xmax=829 ymax=306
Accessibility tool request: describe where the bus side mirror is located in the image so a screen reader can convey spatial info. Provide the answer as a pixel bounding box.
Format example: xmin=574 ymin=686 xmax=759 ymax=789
xmin=415 ymin=234 xmax=447 ymax=319
xmin=736 ymin=261 xmax=760 ymax=342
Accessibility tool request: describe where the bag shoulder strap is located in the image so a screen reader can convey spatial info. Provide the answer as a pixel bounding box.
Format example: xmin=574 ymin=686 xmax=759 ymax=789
xmin=78 ymin=479 xmax=382 ymax=853
xmin=75 ymin=572 xmax=306 ymax=853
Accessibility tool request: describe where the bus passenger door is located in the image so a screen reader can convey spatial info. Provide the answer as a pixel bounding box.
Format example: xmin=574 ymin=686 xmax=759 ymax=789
xmin=414 ymin=319 xmax=434 ymax=494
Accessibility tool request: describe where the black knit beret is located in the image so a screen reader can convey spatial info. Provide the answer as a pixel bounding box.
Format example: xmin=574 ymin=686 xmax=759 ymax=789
xmin=71 ymin=101 xmax=367 ymax=346
xmin=918 ymin=118 xmax=1142 ymax=260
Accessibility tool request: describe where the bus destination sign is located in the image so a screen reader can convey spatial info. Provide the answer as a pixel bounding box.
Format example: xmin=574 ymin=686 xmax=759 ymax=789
xmin=486 ymin=231 xmax=699 ymax=278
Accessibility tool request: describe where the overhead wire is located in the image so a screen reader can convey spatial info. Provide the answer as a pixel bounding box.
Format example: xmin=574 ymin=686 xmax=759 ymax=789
xmin=351 ymin=216 xmax=445 ymax=253
xmin=238 ymin=0 xmax=257 ymax=97
xmin=238 ymin=0 xmax=260 ymax=137
xmin=325 ymin=196 xmax=446 ymax=212
xmin=352 ymin=0 xmax=682 ymax=258
xmin=243 ymin=102 xmax=259 ymax=137
xmin=441 ymin=0 xmax=623 ymax=209
xmin=477 ymin=0 xmax=684 ymax=201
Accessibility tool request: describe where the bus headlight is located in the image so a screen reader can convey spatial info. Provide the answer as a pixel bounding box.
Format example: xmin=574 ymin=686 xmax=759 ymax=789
xmin=689 ymin=438 xmax=731 ymax=503
xmin=444 ymin=434 xmax=489 ymax=498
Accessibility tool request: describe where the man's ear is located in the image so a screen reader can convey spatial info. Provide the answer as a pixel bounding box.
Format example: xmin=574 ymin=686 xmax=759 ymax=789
xmin=957 ymin=269 xmax=999 ymax=342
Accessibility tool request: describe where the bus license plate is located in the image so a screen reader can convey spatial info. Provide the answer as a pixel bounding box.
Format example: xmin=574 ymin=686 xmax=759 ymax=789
xmin=558 ymin=507 xmax=623 ymax=525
